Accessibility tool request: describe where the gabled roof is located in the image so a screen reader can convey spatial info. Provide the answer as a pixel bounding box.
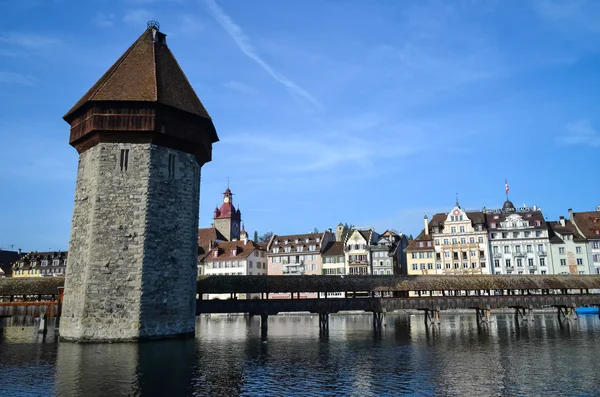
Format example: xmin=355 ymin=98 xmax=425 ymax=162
xmin=64 ymin=26 xmax=211 ymax=121
xmin=547 ymin=220 xmax=587 ymax=243
xmin=198 ymin=227 xmax=226 ymax=254
xmin=322 ymin=241 xmax=345 ymax=257
xmin=572 ymin=211 xmax=600 ymax=240
xmin=428 ymin=211 xmax=486 ymax=231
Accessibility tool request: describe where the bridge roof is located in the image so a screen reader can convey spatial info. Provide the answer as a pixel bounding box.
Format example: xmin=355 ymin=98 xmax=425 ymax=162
xmin=0 ymin=277 xmax=64 ymax=296
xmin=197 ymin=275 xmax=600 ymax=294
xmin=3 ymin=275 xmax=600 ymax=297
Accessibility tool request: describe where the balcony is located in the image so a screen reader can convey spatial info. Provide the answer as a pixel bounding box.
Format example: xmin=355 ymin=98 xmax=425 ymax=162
xmin=493 ymin=253 xmax=502 ymax=258
xmin=514 ymin=252 xmax=525 ymax=258
xmin=538 ymin=251 xmax=547 ymax=256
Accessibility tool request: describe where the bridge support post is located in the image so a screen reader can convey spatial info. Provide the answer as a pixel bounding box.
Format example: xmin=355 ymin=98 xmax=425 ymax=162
xmin=319 ymin=313 xmax=329 ymax=333
xmin=38 ymin=311 xmax=47 ymax=334
xmin=373 ymin=312 xmax=385 ymax=331
xmin=557 ymin=306 xmax=577 ymax=322
xmin=260 ymin=314 xmax=268 ymax=338
xmin=423 ymin=309 xmax=440 ymax=326
xmin=475 ymin=307 xmax=491 ymax=327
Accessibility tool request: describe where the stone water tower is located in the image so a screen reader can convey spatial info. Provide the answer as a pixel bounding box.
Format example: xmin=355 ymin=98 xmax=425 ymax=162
xmin=60 ymin=22 xmax=218 ymax=341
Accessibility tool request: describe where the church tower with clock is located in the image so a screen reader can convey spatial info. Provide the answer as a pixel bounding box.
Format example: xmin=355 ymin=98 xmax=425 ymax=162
xmin=213 ymin=188 xmax=242 ymax=241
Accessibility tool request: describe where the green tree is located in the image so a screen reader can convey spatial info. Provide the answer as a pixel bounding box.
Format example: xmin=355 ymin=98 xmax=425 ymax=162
xmin=313 ymin=227 xmax=319 ymax=233
xmin=253 ymin=231 xmax=259 ymax=242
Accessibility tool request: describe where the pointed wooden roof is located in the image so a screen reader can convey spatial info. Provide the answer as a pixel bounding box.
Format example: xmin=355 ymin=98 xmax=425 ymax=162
xmin=64 ymin=26 xmax=211 ymax=121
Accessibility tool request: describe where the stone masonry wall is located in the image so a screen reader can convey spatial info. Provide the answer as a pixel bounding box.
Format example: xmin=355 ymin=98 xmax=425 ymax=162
xmin=61 ymin=142 xmax=150 ymax=341
xmin=213 ymin=218 xmax=231 ymax=242
xmin=139 ymin=145 xmax=199 ymax=338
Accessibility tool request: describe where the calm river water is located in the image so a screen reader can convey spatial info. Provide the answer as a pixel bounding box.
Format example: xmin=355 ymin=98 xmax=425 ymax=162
xmin=1 ymin=313 xmax=600 ymax=396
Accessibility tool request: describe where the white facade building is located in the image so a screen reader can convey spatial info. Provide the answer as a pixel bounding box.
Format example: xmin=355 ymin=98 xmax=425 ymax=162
xmin=486 ymin=202 xmax=550 ymax=275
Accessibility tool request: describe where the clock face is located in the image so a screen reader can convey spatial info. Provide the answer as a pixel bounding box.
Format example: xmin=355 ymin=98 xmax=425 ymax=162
xmin=224 ymin=196 xmax=230 ymax=203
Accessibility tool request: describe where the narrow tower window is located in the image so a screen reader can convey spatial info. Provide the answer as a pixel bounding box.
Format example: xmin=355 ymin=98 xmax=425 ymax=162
xmin=120 ymin=149 xmax=129 ymax=171
xmin=168 ymin=154 xmax=176 ymax=178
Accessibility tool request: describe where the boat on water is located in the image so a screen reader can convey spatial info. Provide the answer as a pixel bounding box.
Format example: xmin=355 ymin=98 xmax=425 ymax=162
xmin=575 ymin=307 xmax=599 ymax=315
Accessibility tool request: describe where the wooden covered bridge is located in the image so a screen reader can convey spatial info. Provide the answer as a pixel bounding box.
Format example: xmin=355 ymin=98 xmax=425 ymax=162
xmin=1 ymin=275 xmax=600 ymax=332
xmin=196 ymin=275 xmax=600 ymax=331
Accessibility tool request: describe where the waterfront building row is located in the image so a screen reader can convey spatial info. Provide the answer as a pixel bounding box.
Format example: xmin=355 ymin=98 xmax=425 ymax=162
xmin=406 ymin=200 xmax=600 ymax=276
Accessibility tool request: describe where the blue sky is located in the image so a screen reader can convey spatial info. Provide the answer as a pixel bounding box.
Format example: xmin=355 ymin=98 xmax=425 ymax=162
xmin=1 ymin=0 xmax=599 ymax=251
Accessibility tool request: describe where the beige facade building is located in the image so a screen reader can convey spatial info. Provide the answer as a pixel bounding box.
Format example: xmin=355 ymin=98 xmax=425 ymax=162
xmin=428 ymin=205 xmax=490 ymax=274
xmin=405 ymin=226 xmax=435 ymax=275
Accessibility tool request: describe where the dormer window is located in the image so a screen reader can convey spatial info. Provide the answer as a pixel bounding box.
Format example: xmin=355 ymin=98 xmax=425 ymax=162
xmin=232 ymin=247 xmax=238 ymax=256
xmin=285 ymin=239 xmax=289 ymax=244
xmin=491 ymin=223 xmax=496 ymax=228
xmin=419 ymin=242 xmax=424 ymax=247
xmin=295 ymin=239 xmax=299 ymax=243
xmin=427 ymin=241 xmax=432 ymax=247
xmin=41 ymin=260 xmax=48 ymax=266
xmin=274 ymin=239 xmax=279 ymax=244
xmin=305 ymin=238 xmax=310 ymax=243
xmin=213 ymin=250 xmax=218 ymax=258
xmin=52 ymin=259 xmax=59 ymax=266
xmin=535 ymin=221 xmax=541 ymax=226
xmin=494 ymin=215 xmax=500 ymax=220
xmin=316 ymin=238 xmax=320 ymax=243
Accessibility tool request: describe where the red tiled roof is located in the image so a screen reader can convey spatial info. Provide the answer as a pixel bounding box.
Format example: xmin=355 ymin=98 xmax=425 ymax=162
xmin=64 ymin=27 xmax=211 ymax=121
xmin=405 ymin=238 xmax=435 ymax=252
xmin=198 ymin=228 xmax=226 ymax=254
xmin=572 ymin=211 xmax=600 ymax=239
xmin=202 ymin=240 xmax=263 ymax=262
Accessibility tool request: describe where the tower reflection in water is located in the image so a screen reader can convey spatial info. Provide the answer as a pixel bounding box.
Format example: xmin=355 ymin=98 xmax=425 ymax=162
xmin=55 ymin=339 xmax=197 ymax=396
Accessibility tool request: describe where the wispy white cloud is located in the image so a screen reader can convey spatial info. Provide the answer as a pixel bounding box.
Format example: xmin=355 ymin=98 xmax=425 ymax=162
xmin=224 ymin=80 xmax=257 ymax=94
xmin=202 ymin=0 xmax=321 ymax=108
xmin=123 ymin=9 xmax=154 ymax=26
xmin=556 ymin=119 xmax=600 ymax=147
xmin=0 ymin=32 xmax=63 ymax=49
xmin=93 ymin=12 xmax=116 ymax=28
xmin=0 ymin=71 xmax=37 ymax=86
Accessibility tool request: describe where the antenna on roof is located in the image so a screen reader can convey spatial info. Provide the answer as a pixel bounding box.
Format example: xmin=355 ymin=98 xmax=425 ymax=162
xmin=147 ymin=20 xmax=160 ymax=31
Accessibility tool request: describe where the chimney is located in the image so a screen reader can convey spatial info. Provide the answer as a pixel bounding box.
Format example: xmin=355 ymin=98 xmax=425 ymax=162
xmin=559 ymin=216 xmax=565 ymax=227
xmin=17 ymin=248 xmax=21 ymax=254
xmin=568 ymin=208 xmax=574 ymax=221
xmin=424 ymin=215 xmax=429 ymax=236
